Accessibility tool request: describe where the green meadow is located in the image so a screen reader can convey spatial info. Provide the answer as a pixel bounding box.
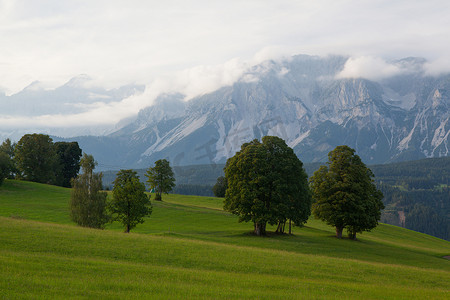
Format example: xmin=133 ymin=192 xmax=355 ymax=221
xmin=0 ymin=179 xmax=449 ymax=299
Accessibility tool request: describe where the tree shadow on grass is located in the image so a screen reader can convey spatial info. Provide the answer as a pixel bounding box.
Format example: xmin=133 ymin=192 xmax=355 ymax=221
xmin=174 ymin=226 xmax=448 ymax=270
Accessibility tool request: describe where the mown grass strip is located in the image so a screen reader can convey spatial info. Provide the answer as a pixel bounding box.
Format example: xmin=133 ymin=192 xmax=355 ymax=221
xmin=0 ymin=217 xmax=449 ymax=299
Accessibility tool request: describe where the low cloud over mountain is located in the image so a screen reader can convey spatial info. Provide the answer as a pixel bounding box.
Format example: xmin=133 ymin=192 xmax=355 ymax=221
xmin=51 ymin=55 xmax=449 ymax=170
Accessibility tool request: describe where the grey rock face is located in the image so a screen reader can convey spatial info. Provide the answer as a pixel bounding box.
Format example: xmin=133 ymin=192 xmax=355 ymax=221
xmin=66 ymin=55 xmax=450 ymax=169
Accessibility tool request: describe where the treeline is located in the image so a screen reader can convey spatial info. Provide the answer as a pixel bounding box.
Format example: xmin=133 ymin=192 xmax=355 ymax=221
xmin=371 ymin=157 xmax=450 ymax=184
xmin=378 ymin=185 xmax=449 ymax=240
xmin=102 ymin=164 xmax=224 ymax=194
xmin=102 ymin=162 xmax=324 ymax=196
xmin=372 ymin=157 xmax=450 ymax=240
xmin=0 ymin=134 xmax=82 ymax=188
xmin=171 ymin=184 xmax=214 ymax=197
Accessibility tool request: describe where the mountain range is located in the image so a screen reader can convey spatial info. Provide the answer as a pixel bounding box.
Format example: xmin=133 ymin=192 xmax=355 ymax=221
xmin=0 ymin=75 xmax=144 ymax=139
xmin=53 ymin=55 xmax=449 ymax=170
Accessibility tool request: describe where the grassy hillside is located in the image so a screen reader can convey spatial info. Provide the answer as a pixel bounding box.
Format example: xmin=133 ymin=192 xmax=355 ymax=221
xmin=0 ymin=179 xmax=449 ymax=299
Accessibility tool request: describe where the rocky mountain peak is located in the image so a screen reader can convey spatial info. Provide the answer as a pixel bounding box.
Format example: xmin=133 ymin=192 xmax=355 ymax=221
xmin=65 ymin=55 xmax=450 ymax=169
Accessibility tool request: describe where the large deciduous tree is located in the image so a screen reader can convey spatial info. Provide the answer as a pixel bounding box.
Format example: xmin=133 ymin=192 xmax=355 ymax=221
xmin=110 ymin=169 xmax=152 ymax=233
xmin=310 ymin=145 xmax=384 ymax=239
xmin=15 ymin=134 xmax=58 ymax=183
xmin=70 ymin=154 xmax=109 ymax=228
xmin=54 ymin=142 xmax=82 ymax=187
xmin=224 ymin=136 xmax=311 ymax=236
xmin=145 ymin=159 xmax=175 ymax=201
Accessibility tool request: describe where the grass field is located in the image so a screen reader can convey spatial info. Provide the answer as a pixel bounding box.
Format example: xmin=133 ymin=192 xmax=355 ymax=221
xmin=0 ymin=179 xmax=449 ymax=299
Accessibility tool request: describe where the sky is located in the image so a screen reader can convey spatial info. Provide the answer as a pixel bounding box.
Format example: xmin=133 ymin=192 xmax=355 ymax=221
xmin=1 ymin=0 xmax=450 ymax=132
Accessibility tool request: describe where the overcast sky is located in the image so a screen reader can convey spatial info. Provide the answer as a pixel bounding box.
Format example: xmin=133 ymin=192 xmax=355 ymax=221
xmin=1 ymin=0 xmax=450 ymax=131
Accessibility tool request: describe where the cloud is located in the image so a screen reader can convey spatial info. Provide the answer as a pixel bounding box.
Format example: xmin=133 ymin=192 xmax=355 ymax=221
xmin=1 ymin=0 xmax=450 ymax=133
xmin=0 ymin=57 xmax=254 ymax=129
xmin=169 ymin=58 xmax=250 ymax=100
xmin=2 ymin=1 xmax=448 ymax=94
xmin=424 ymin=57 xmax=450 ymax=76
xmin=0 ymin=95 xmax=148 ymax=129
xmin=337 ymin=55 xmax=450 ymax=81
xmin=336 ymin=57 xmax=405 ymax=81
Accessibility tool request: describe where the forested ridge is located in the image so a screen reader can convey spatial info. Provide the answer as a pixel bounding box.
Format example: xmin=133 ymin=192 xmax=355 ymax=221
xmin=370 ymin=157 xmax=450 ymax=240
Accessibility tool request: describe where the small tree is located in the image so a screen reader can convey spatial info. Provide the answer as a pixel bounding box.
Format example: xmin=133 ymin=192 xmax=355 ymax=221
xmin=15 ymin=134 xmax=58 ymax=183
xmin=224 ymin=136 xmax=311 ymax=236
xmin=110 ymin=169 xmax=152 ymax=233
xmin=212 ymin=176 xmax=227 ymax=197
xmin=146 ymin=159 xmax=175 ymax=201
xmin=310 ymin=145 xmax=384 ymax=239
xmin=70 ymin=154 xmax=109 ymax=228
xmin=54 ymin=142 xmax=82 ymax=187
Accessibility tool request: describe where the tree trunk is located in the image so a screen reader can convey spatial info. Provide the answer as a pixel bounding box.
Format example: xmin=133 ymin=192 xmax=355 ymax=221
xmin=275 ymin=221 xmax=286 ymax=233
xmin=276 ymin=222 xmax=281 ymax=233
xmin=335 ymin=226 xmax=343 ymax=239
xmin=125 ymin=204 xmax=131 ymax=233
xmin=254 ymin=222 xmax=266 ymax=236
xmin=289 ymin=219 xmax=292 ymax=235
xmin=276 ymin=221 xmax=285 ymax=234
xmin=348 ymin=231 xmax=357 ymax=240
